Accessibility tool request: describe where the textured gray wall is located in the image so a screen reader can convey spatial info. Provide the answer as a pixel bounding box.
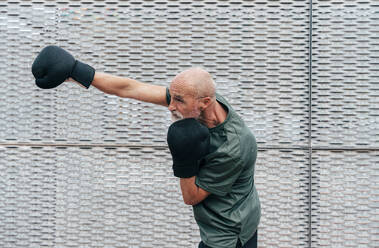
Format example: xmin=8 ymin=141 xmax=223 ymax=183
xmin=0 ymin=1 xmax=378 ymax=247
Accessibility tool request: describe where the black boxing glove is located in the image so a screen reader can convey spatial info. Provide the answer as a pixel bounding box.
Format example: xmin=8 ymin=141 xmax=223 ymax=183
xmin=31 ymin=45 xmax=95 ymax=89
xmin=167 ymin=118 xmax=210 ymax=178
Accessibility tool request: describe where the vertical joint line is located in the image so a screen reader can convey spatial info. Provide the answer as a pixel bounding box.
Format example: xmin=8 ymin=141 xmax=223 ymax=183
xmin=308 ymin=0 xmax=313 ymax=248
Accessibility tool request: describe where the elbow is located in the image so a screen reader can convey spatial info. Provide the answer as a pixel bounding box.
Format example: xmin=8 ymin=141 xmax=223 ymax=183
xmin=183 ymin=199 xmax=194 ymax=206
xmin=183 ymin=195 xmax=199 ymax=206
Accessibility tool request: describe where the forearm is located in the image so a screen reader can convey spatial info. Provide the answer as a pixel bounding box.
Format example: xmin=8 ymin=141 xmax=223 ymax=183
xmin=90 ymin=72 xmax=137 ymax=95
xmin=180 ymin=177 xmax=210 ymax=206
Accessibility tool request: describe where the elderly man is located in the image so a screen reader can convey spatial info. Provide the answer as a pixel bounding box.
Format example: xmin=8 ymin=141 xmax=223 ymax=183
xmin=32 ymin=46 xmax=261 ymax=248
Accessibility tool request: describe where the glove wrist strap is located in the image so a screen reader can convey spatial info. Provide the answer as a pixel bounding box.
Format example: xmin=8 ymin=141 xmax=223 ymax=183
xmin=71 ymin=60 xmax=95 ymax=89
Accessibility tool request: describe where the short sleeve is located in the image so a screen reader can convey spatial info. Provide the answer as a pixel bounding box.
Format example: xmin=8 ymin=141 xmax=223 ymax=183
xmin=195 ymin=152 xmax=243 ymax=196
xmin=166 ymin=87 xmax=171 ymax=106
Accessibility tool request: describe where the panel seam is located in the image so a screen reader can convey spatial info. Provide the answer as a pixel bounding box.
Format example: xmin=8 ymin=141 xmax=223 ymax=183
xmin=308 ymin=0 xmax=313 ymax=247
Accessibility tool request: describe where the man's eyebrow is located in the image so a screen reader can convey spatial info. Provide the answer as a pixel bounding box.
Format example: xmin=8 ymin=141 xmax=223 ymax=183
xmin=173 ymin=94 xmax=184 ymax=100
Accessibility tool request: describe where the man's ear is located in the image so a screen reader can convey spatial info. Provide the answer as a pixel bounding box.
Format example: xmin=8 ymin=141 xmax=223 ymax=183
xmin=200 ymin=96 xmax=212 ymax=110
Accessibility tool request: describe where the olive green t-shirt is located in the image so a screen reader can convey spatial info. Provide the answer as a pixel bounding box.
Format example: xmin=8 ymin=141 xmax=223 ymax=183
xmin=166 ymin=89 xmax=261 ymax=248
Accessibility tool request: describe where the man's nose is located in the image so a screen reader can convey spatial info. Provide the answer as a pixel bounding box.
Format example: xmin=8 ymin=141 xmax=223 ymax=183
xmin=168 ymin=101 xmax=175 ymax=111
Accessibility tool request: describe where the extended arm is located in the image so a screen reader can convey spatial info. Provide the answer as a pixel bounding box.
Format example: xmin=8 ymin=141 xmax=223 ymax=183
xmin=32 ymin=46 xmax=168 ymax=107
xmin=90 ymin=72 xmax=168 ymax=107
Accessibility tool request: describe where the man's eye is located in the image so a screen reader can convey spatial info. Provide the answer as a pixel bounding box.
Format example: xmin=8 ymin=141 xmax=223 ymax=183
xmin=175 ymin=97 xmax=183 ymax=103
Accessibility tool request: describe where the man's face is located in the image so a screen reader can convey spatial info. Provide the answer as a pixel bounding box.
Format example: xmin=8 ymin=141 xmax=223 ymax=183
xmin=168 ymin=81 xmax=201 ymax=122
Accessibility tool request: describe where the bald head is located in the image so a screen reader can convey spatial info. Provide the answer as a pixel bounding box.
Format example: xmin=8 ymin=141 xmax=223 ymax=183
xmin=171 ymin=67 xmax=216 ymax=99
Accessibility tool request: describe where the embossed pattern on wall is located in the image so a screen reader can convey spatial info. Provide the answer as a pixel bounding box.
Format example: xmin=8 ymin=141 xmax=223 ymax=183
xmin=0 ymin=1 xmax=378 ymax=248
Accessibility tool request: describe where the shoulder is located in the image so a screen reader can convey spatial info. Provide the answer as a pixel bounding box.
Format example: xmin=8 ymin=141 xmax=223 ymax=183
xmin=215 ymin=93 xmax=231 ymax=108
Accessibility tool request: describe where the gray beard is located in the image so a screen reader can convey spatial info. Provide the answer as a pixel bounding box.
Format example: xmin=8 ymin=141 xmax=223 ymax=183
xmin=170 ymin=109 xmax=203 ymax=123
xmin=170 ymin=111 xmax=184 ymax=123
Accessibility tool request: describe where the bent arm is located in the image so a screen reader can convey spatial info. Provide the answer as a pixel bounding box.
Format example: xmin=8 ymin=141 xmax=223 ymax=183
xmin=90 ymin=72 xmax=168 ymax=107
xmin=180 ymin=176 xmax=210 ymax=206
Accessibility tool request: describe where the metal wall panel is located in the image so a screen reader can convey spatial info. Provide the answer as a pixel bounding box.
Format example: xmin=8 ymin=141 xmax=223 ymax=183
xmin=311 ymin=150 xmax=379 ymax=247
xmin=0 ymin=146 xmax=56 ymax=247
xmin=312 ymin=0 xmax=379 ymax=149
